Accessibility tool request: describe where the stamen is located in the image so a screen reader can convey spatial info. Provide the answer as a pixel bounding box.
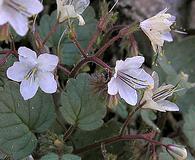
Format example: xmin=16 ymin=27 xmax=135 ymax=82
xmin=24 ymin=67 xmax=37 ymax=80
xmin=6 ymin=0 xmax=31 ymax=17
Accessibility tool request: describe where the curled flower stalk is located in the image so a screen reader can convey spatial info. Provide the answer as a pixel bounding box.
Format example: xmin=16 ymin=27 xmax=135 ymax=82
xmin=7 ymin=47 xmax=59 ymax=100
xmin=0 ymin=0 xmax=43 ymax=36
xmin=107 ymin=56 xmax=154 ymax=106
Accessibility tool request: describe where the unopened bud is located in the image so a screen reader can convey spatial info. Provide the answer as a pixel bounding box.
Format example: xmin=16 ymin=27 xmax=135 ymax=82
xmin=54 ymin=139 xmax=64 ymax=150
xmin=167 ymin=144 xmax=187 ymax=160
xmin=107 ymin=94 xmax=120 ymax=109
xmin=68 ymin=28 xmax=77 ymax=40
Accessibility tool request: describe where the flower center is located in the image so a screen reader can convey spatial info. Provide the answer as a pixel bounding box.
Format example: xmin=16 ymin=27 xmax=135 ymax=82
xmin=24 ymin=67 xmax=38 ymax=80
xmin=5 ymin=0 xmax=31 ymax=17
xmin=117 ymin=71 xmax=148 ymax=89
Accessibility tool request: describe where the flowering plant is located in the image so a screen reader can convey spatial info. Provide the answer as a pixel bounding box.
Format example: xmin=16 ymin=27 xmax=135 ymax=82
xmin=0 ymin=0 xmax=194 ymax=159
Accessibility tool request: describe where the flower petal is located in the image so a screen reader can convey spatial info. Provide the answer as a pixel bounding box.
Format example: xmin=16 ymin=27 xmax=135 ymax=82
xmin=20 ymin=78 xmax=39 ymax=100
xmin=16 ymin=0 xmax=43 ymax=15
xmin=77 ymin=14 xmax=85 ymax=25
xmin=57 ymin=4 xmax=78 ymax=23
xmin=162 ymin=32 xmax=173 ymax=42
xmin=118 ymin=80 xmax=138 ymax=105
xmin=0 ymin=5 xmax=8 ymax=25
xmin=18 ymin=47 xmax=37 ymax=67
xmin=108 ymin=77 xmax=119 ymax=95
xmin=6 ymin=62 xmax=30 ymax=82
xmin=116 ymin=56 xmax=145 ymax=71
xmin=157 ymin=100 xmax=179 ymax=111
xmin=142 ymin=100 xmax=167 ymax=112
xmin=37 ymin=71 xmax=57 ymax=93
xmin=37 ymin=54 xmax=59 ymax=72
xmin=72 ymin=0 xmax=90 ymax=14
xmin=0 ymin=6 xmax=28 ymax=36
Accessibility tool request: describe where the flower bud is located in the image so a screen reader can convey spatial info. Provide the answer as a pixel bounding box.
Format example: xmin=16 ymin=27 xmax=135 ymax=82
xmin=68 ymin=28 xmax=77 ymax=40
xmin=107 ymin=94 xmax=120 ymax=109
xmin=54 ymin=139 xmax=64 ymax=150
xmin=167 ymin=144 xmax=187 ymax=160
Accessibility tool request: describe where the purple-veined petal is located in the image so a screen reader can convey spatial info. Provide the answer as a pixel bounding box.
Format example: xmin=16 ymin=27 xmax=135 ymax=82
xmin=124 ymin=68 xmax=154 ymax=89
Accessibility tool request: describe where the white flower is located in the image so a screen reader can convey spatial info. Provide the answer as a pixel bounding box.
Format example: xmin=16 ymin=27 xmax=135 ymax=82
xmin=0 ymin=0 xmax=43 ymax=36
xmin=140 ymin=8 xmax=176 ymax=53
xmin=7 ymin=47 xmax=59 ymax=100
xmin=57 ymin=0 xmax=90 ymax=25
xmin=107 ymin=56 xmax=154 ymax=106
xmin=141 ymin=72 xmax=179 ymax=112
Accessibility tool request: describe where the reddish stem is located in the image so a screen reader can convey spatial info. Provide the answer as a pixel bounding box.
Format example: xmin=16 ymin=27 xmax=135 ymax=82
xmin=85 ymin=15 xmax=108 ymax=53
xmin=57 ymin=64 xmax=71 ymax=76
xmin=95 ymin=34 xmax=121 ymax=57
xmin=0 ymin=54 xmax=10 ymax=66
xmin=71 ymin=37 xmax=88 ymax=58
xmin=73 ymin=133 xmax=167 ymax=154
xmin=70 ymin=56 xmax=112 ymax=77
xmin=43 ymin=22 xmax=59 ymax=45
